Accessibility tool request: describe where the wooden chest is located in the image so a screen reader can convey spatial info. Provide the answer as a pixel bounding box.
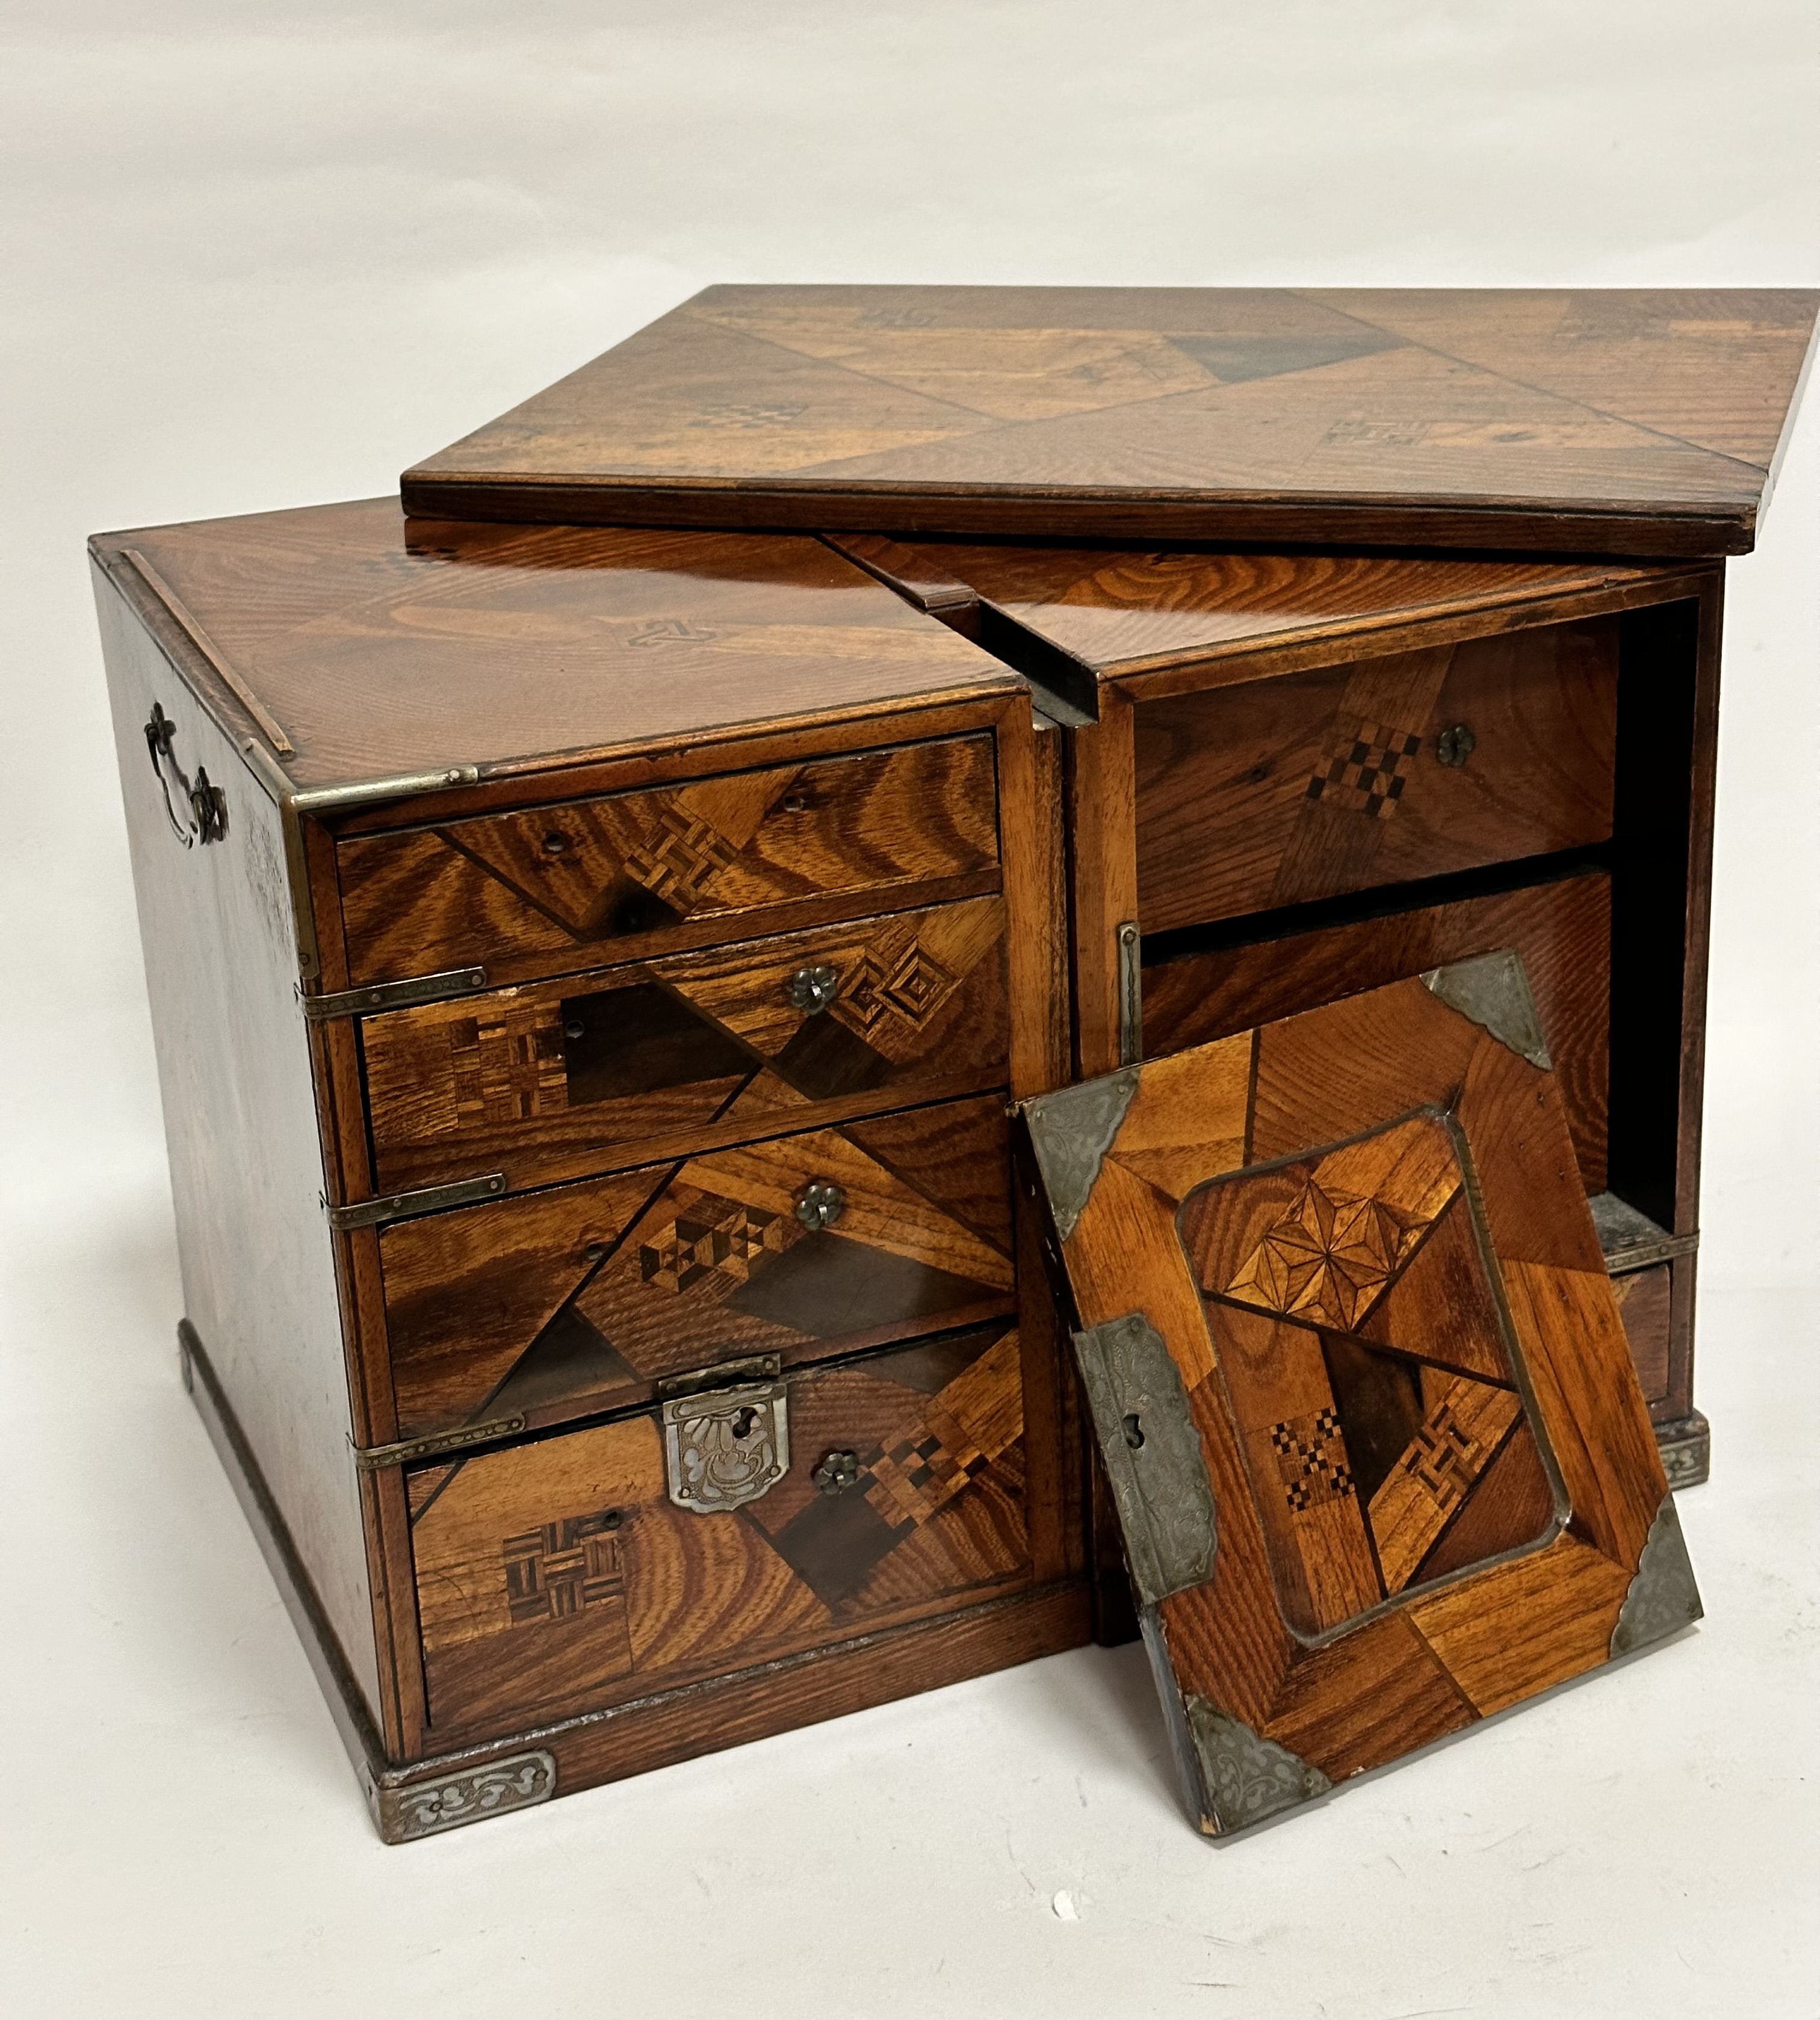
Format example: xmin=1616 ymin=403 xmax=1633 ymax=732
xmin=97 ymin=285 xmax=1814 ymax=1839
xmin=824 ymin=536 xmax=1719 ymax=1636
xmin=91 ymin=503 xmax=1089 ymax=1840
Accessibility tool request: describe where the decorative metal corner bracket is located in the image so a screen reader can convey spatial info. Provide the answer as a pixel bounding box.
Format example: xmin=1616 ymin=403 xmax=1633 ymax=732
xmin=353 ymin=1415 xmax=528 ymax=1473
xmin=327 ymin=1171 xmax=507 ymax=1232
xmin=1184 ymin=1699 xmax=1331 ymax=1836
xmin=302 ymin=967 xmax=488 ymax=1021
xmin=1021 ymin=1064 xmax=1140 ymax=1244
xmin=1611 ymin=1493 xmax=1704 ymax=1657
xmin=1071 ymin=1312 xmax=1217 ymax=1606
xmin=1422 ymin=948 xmax=1552 ymax=1070
xmin=371 ymin=1750 xmax=557 ymax=1843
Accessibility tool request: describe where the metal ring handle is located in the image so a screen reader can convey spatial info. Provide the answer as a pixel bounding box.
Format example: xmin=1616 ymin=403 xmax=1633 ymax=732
xmin=144 ymin=703 xmax=228 ymax=847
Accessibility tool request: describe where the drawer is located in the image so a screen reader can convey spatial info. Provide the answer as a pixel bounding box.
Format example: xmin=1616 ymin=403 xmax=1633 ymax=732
xmin=360 ymin=894 xmax=1009 ymax=1195
xmin=1133 ymin=618 xmax=1618 ymax=933
xmin=337 ymin=734 xmax=1001 ymax=988
xmin=407 ymin=1319 xmax=1031 ymax=1741
xmin=380 ymin=1095 xmax=1016 ymax=1439
xmin=1141 ymin=869 xmax=1610 ymax=1191
xmin=1611 ymin=1263 xmax=1671 ymax=1405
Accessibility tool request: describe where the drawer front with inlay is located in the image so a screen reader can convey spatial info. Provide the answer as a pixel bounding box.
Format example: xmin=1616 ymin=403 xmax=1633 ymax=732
xmin=359 ymin=896 xmax=1009 ymax=1195
xmin=1133 ymin=618 xmax=1618 ymax=934
xmin=337 ymin=734 xmax=1001 ymax=988
xmin=380 ymin=1095 xmax=1016 ymax=1440
xmin=407 ymin=1320 xmax=1031 ymax=1743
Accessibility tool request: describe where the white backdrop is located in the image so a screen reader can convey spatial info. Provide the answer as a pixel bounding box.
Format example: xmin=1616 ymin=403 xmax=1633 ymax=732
xmin=2 ymin=5 xmax=1816 ymax=2015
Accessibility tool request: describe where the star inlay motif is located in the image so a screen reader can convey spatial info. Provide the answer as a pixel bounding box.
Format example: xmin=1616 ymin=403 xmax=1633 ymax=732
xmin=1223 ymin=1179 xmax=1423 ymax=1330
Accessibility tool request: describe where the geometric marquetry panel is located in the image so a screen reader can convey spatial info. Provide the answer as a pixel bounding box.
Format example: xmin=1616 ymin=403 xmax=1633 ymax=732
xmin=360 ymin=894 xmax=1009 ymax=1194
xmin=404 ymin=285 xmax=1819 ymax=557
xmin=380 ymin=1094 xmax=1017 ymax=1442
xmin=338 ymin=732 xmax=1001 ymax=988
xmin=408 ymin=1321 xmax=1029 ymax=1743
xmin=1023 ymin=953 xmax=1700 ymax=1836
xmin=1179 ymin=1111 xmax=1555 ymax=1638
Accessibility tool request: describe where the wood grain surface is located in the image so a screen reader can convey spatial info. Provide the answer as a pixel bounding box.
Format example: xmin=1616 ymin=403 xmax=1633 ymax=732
xmin=1132 ymin=618 xmax=1618 ymax=931
xmin=93 ymin=568 xmax=390 ymax=1733
xmin=1024 ymin=971 xmax=1677 ymax=1829
xmin=1611 ymin=1264 xmax=1672 ymax=1406
xmin=1141 ymin=870 xmax=1612 ymax=1191
xmin=380 ymin=1095 xmax=1015 ymax=1439
xmin=410 ymin=1321 xmax=1032 ymax=1742
xmin=336 ymin=732 xmax=1001 ymax=989
xmin=360 ymin=896 xmax=1009 ymax=1194
xmin=402 ymin=285 xmax=1818 ymax=555
xmin=90 ymin=501 xmax=1019 ymax=792
xmin=827 ymin=536 xmax=1677 ymax=686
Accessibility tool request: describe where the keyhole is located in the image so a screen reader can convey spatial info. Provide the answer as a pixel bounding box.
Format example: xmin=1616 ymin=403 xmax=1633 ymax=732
xmin=731 ymin=1407 xmax=760 ymax=1439
xmin=1122 ymin=1413 xmax=1144 ymax=1450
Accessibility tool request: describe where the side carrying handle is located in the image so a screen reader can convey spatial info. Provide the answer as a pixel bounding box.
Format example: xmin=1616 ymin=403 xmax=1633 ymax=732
xmin=144 ymin=702 xmax=228 ymax=847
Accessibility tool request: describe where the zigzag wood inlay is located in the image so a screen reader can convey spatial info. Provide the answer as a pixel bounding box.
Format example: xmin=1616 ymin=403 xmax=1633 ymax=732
xmin=409 ymin=1323 xmax=1029 ymax=1743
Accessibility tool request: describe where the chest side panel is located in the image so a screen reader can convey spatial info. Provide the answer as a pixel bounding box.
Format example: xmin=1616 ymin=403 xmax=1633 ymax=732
xmin=93 ymin=566 xmax=381 ymax=1723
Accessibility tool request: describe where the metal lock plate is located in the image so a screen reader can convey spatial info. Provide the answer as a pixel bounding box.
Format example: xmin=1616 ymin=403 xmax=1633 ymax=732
xmin=662 ymin=1378 xmax=791 ymax=1513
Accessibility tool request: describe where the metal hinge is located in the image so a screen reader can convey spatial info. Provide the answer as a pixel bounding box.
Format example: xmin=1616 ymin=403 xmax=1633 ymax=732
xmin=1116 ymin=920 xmax=1142 ymax=1067
xmin=353 ymin=1414 xmax=528 ymax=1472
xmin=1071 ymin=1312 xmax=1218 ymax=1608
xmin=302 ymin=967 xmax=488 ymax=1021
xmin=327 ymin=1171 xmax=507 ymax=1232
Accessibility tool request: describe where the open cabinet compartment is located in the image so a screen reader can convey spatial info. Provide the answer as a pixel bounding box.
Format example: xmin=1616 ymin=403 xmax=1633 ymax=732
xmin=1019 ymin=958 xmax=1700 ymax=1836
